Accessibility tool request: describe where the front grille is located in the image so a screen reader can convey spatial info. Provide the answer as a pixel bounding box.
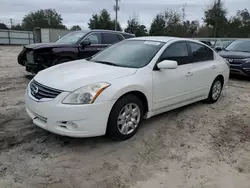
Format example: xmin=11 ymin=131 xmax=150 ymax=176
xmin=226 ymin=58 xmax=244 ymax=65
xmin=26 ymin=51 xmax=34 ymax=63
xmin=30 ymin=80 xmax=62 ymax=100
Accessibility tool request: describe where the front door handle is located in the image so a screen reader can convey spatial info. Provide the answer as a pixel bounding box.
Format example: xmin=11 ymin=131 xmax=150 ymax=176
xmin=212 ymin=65 xmax=217 ymax=69
xmin=186 ymin=72 xmax=193 ymax=77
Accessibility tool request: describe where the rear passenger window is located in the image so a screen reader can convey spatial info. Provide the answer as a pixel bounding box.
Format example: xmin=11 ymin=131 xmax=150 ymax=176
xmin=102 ymin=33 xmax=120 ymax=44
xmin=84 ymin=33 xmax=101 ymax=44
xmin=159 ymin=42 xmax=190 ymax=65
xmin=189 ymin=42 xmax=214 ymax=62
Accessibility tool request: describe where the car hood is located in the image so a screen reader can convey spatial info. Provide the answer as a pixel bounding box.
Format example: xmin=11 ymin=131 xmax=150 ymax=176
xmin=34 ymin=59 xmax=137 ymax=91
xmin=218 ymin=51 xmax=250 ymax=59
xmin=25 ymin=43 xmax=76 ymax=50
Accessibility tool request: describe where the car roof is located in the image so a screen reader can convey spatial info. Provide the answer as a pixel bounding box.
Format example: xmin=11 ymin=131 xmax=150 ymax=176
xmin=80 ymin=29 xmax=135 ymax=36
xmin=128 ymin=36 xmax=206 ymax=44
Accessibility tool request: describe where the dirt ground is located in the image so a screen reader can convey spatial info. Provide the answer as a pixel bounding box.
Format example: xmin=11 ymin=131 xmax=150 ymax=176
xmin=0 ymin=45 xmax=250 ymax=188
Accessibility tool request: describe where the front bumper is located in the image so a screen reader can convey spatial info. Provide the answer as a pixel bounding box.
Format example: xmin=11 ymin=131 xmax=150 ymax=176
xmin=17 ymin=50 xmax=25 ymax=66
xmin=25 ymin=62 xmax=43 ymax=74
xmin=25 ymin=88 xmax=115 ymax=138
xmin=230 ymin=63 xmax=250 ymax=76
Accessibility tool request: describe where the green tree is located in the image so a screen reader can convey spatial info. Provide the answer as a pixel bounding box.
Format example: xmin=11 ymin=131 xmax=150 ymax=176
xmin=111 ymin=20 xmax=122 ymax=31
xmin=228 ymin=9 xmax=250 ymax=37
xmin=203 ymin=0 xmax=228 ymax=37
xmin=164 ymin=10 xmax=182 ymax=36
xmin=197 ymin=25 xmax=213 ymax=37
xmin=70 ymin=25 xmax=81 ymax=31
xmin=0 ymin=23 xmax=8 ymax=29
xmin=182 ymin=20 xmax=200 ymax=37
xmin=149 ymin=13 xmax=165 ymax=36
xmin=138 ymin=25 xmax=148 ymax=36
xmin=149 ymin=10 xmax=183 ymax=37
xmin=124 ymin=17 xmax=147 ymax=36
xmin=88 ymin=9 xmax=122 ymax=31
xmin=22 ymin=9 xmax=67 ymax=30
xmin=11 ymin=24 xmax=24 ymax=30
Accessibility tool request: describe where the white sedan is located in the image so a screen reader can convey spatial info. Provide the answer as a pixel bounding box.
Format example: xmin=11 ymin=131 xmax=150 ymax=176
xmin=25 ymin=37 xmax=229 ymax=140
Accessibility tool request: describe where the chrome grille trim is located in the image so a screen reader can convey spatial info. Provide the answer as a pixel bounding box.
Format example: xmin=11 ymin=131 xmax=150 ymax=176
xmin=30 ymin=80 xmax=63 ymax=100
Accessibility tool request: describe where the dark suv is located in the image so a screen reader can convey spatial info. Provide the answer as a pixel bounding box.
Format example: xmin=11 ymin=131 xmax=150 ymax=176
xmin=218 ymin=40 xmax=250 ymax=77
xmin=17 ymin=30 xmax=135 ymax=73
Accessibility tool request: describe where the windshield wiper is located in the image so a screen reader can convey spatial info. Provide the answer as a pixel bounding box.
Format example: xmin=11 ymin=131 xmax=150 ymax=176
xmin=93 ymin=60 xmax=119 ymax=67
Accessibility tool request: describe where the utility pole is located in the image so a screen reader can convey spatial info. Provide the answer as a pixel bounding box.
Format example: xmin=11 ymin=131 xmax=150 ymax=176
xmin=9 ymin=18 xmax=13 ymax=28
xmin=182 ymin=3 xmax=187 ymax=23
xmin=113 ymin=0 xmax=120 ymax=31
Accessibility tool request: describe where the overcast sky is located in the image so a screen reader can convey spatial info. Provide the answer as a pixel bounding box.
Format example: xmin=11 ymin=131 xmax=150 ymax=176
xmin=0 ymin=0 xmax=250 ymax=29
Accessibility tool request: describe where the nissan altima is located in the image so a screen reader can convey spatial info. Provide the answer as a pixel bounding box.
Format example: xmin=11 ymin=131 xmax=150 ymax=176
xmin=25 ymin=37 xmax=230 ymax=140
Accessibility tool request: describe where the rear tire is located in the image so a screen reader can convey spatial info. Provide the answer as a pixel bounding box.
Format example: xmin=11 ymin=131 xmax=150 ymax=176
xmin=107 ymin=94 xmax=144 ymax=141
xmin=206 ymin=77 xmax=223 ymax=103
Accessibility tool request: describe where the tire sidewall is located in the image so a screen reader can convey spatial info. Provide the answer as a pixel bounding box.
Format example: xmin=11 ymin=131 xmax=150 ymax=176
xmin=107 ymin=95 xmax=144 ymax=141
xmin=207 ymin=78 xmax=223 ymax=103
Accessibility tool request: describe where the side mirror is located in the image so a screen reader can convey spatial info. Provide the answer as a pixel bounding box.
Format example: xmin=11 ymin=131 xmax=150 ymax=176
xmin=215 ymin=46 xmax=223 ymax=51
xmin=157 ymin=60 xmax=178 ymax=70
xmin=80 ymin=39 xmax=91 ymax=46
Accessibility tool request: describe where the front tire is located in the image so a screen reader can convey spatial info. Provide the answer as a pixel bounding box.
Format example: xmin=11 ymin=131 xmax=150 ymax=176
xmin=206 ymin=77 xmax=223 ymax=103
xmin=107 ymin=95 xmax=144 ymax=141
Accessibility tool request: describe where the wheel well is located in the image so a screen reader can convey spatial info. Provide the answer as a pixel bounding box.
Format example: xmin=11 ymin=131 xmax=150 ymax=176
xmin=216 ymin=75 xmax=224 ymax=86
xmin=57 ymin=56 xmax=74 ymax=62
xmin=117 ymin=91 xmax=149 ymax=115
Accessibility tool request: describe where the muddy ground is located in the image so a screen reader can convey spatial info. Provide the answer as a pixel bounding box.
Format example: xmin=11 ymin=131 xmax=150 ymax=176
xmin=0 ymin=45 xmax=250 ymax=188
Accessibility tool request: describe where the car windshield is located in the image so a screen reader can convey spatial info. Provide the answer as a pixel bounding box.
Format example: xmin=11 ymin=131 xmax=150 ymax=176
xmin=89 ymin=40 xmax=165 ymax=68
xmin=55 ymin=31 xmax=87 ymax=44
xmin=225 ymin=40 xmax=250 ymax=52
xmin=215 ymin=40 xmax=234 ymax=48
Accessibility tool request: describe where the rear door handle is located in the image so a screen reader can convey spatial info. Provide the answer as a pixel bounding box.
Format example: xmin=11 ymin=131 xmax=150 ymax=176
xmin=212 ymin=65 xmax=217 ymax=69
xmin=186 ymin=72 xmax=193 ymax=77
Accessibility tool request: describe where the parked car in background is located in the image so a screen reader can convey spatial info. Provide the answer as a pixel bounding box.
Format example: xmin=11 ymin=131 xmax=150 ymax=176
xmin=200 ymin=40 xmax=213 ymax=47
xmin=17 ymin=30 xmax=135 ymax=73
xmin=25 ymin=36 xmax=229 ymax=140
xmin=218 ymin=40 xmax=250 ymax=77
xmin=214 ymin=39 xmax=234 ymax=52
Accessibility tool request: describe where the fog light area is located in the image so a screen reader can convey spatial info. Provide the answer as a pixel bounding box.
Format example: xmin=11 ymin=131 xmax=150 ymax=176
xmin=59 ymin=121 xmax=78 ymax=130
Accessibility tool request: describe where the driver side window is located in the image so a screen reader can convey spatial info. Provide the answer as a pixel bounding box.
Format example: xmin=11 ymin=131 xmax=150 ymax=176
xmin=84 ymin=33 xmax=101 ymax=44
xmin=159 ymin=42 xmax=190 ymax=65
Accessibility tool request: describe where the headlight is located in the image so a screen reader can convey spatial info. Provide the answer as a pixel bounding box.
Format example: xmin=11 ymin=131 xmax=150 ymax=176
xmin=62 ymin=82 xmax=110 ymax=104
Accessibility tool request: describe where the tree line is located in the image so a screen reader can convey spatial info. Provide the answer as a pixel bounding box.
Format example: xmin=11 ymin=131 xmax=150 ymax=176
xmin=0 ymin=0 xmax=249 ymax=38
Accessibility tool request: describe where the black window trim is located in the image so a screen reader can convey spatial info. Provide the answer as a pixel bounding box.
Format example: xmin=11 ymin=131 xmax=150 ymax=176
xmin=153 ymin=40 xmax=191 ymax=70
xmin=187 ymin=41 xmax=215 ymax=63
xmin=100 ymin=32 xmax=122 ymax=45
